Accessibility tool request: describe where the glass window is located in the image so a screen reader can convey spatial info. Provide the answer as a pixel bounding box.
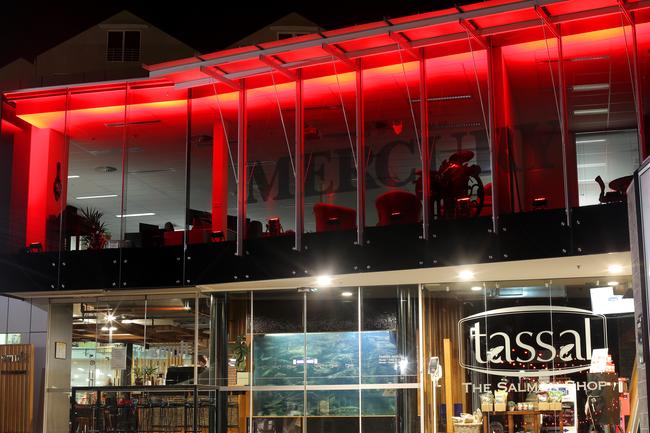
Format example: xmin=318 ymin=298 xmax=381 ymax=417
xmin=423 ymin=275 xmax=635 ymax=433
xmin=122 ymin=86 xmax=188 ymax=248
xmin=106 ymin=31 xmax=140 ymax=62
xmin=65 ymin=87 xmax=126 ymax=251
xmin=426 ymin=47 xmax=491 ymax=220
xmin=364 ymin=59 xmax=422 ymax=228
xmin=188 ymin=85 xmax=239 ymax=243
xmin=303 ymin=66 xmax=357 ymax=234
xmin=246 ymin=78 xmax=296 ymax=239
xmin=0 ymin=94 xmax=68 ymax=254
xmin=499 ymin=31 xmax=563 ymax=213
xmin=563 ymin=21 xmax=639 ymax=207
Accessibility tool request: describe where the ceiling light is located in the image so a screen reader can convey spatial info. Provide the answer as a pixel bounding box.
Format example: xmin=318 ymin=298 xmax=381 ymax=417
xmin=68 ymin=175 xmax=80 ymax=179
xmin=341 ymin=291 xmax=353 ymax=297
xmin=315 ymin=275 xmax=333 ymax=287
xmin=471 ymin=286 xmax=483 ymax=291
xmin=76 ymin=194 xmax=118 ymax=200
xmin=106 ymin=313 xmax=116 ymax=322
xmin=115 ymin=213 xmax=156 ymax=218
xmin=572 ymin=83 xmax=610 ymax=92
xmin=458 ymin=270 xmax=475 ymax=281
xmin=608 ymin=264 xmax=623 ymax=274
xmin=105 ymin=120 xmax=161 ymax=128
xmin=607 ymin=281 xmax=619 ymax=286
xmin=573 ymin=108 xmax=609 ymax=116
xmin=576 ymin=139 xmax=606 ymax=144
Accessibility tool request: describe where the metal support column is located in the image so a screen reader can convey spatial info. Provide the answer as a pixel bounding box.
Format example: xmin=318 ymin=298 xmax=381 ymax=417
xmin=631 ymin=16 xmax=647 ymax=158
xmin=355 ymin=61 xmax=365 ymax=246
xmin=295 ymin=71 xmax=304 ymax=251
xmin=486 ymin=43 xmax=499 ymax=233
xmin=419 ymin=53 xmax=431 ymax=240
xmin=236 ymin=80 xmax=247 ymax=256
xmin=557 ymin=33 xmax=573 ymax=227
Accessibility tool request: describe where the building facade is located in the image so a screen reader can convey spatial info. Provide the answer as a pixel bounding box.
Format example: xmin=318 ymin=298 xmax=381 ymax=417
xmin=0 ymin=1 xmax=648 ymax=433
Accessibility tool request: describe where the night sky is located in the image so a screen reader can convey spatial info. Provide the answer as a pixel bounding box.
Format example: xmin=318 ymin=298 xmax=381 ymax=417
xmin=1 ymin=1 xmax=479 ymax=67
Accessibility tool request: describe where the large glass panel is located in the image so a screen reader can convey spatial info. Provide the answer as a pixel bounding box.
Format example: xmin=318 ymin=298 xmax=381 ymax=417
xmin=364 ymin=59 xmax=422 ymax=228
xmin=253 ymin=291 xmax=304 ymax=386
xmin=122 ymin=85 xmax=188 ymax=247
xmin=303 ymin=66 xmax=357 ymax=234
xmin=64 ymin=87 xmax=126 ymax=250
xmin=499 ymin=31 xmax=563 ymax=213
xmin=246 ymin=78 xmax=296 ymax=239
xmin=306 ymin=287 xmax=358 ymax=385
xmin=361 ymin=285 xmax=418 ymax=385
xmin=424 ymin=275 xmax=636 ymax=433
xmin=0 ymin=94 xmax=68 ymax=254
xmin=563 ymin=21 xmax=639 ymax=207
xmin=188 ymin=84 xmax=239 ymax=244
xmin=218 ymin=292 xmax=252 ymax=433
xmin=425 ymin=47 xmax=491 ymax=219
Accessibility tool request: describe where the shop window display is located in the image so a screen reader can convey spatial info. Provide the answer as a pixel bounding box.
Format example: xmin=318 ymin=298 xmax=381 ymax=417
xmin=423 ymin=277 xmax=636 ymax=433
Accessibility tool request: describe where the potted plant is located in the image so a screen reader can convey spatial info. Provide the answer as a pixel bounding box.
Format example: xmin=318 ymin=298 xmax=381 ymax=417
xmin=230 ymin=335 xmax=249 ymax=386
xmin=232 ymin=335 xmax=248 ymax=372
xmin=143 ymin=366 xmax=158 ymax=386
xmin=133 ymin=367 xmax=144 ymax=386
xmin=80 ymin=207 xmax=109 ymax=250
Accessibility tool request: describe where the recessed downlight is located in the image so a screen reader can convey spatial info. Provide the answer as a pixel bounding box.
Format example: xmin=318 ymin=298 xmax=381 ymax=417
xmin=608 ymin=264 xmax=623 ymax=274
xmin=458 ymin=270 xmax=475 ymax=281
xmin=315 ymin=275 xmax=333 ymax=287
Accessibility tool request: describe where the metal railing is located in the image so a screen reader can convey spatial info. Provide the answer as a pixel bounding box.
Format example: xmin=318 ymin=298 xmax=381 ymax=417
xmin=70 ymin=385 xmax=216 ymax=433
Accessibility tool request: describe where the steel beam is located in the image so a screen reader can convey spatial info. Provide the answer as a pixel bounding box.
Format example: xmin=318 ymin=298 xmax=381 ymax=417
xmin=258 ymin=55 xmax=296 ymax=80
xmin=236 ymin=80 xmax=247 ymax=256
xmin=295 ymin=71 xmax=304 ymax=251
xmin=459 ymin=19 xmax=488 ymax=49
xmin=355 ymin=62 xmax=365 ymax=246
xmin=321 ymin=43 xmax=358 ymax=70
xmin=199 ymin=66 xmax=241 ymax=91
xmin=419 ymin=54 xmax=430 ymax=240
xmin=388 ymin=31 xmax=421 ymax=59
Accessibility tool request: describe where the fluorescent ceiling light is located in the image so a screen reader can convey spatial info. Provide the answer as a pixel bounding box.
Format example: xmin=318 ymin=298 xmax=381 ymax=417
xmin=76 ymin=194 xmax=118 ymax=200
xmin=115 ymin=213 xmax=156 ymax=218
xmin=576 ymin=139 xmax=606 ymax=144
xmin=573 ymin=108 xmax=609 ymax=116
xmin=471 ymin=286 xmax=483 ymax=291
xmin=572 ymin=83 xmax=609 ymax=92
xmin=341 ymin=291 xmax=354 ymax=297
xmin=458 ymin=270 xmax=475 ymax=281
xmin=607 ymin=281 xmax=619 ymax=286
xmin=569 ymin=55 xmax=609 ymax=62
xmin=577 ymin=163 xmax=606 ymax=168
xmin=68 ymin=175 xmax=80 ymax=179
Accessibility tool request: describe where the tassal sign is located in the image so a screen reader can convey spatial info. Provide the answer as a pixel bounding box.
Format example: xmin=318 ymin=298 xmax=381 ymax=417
xmin=458 ymin=306 xmax=607 ymax=377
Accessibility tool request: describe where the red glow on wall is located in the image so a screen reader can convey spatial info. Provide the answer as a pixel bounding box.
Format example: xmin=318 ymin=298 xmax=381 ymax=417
xmin=26 ymin=129 xmax=50 ymax=248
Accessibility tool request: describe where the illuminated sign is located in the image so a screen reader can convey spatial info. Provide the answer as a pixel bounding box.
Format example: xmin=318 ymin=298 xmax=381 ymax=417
xmin=458 ymin=306 xmax=607 ymax=377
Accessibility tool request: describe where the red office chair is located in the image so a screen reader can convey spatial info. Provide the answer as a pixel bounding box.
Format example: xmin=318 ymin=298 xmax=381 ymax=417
xmin=375 ymin=190 xmax=421 ymax=226
xmin=479 ymin=182 xmax=492 ymax=217
xmin=313 ymin=203 xmax=356 ymax=232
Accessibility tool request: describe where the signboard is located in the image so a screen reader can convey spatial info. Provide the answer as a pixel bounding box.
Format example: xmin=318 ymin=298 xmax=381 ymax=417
xmin=458 ymin=306 xmax=608 ymax=377
xmin=111 ymin=347 xmax=127 ymax=370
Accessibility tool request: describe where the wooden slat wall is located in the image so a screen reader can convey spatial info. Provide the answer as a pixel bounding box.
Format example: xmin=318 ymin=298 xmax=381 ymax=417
xmin=0 ymin=344 xmax=34 ymax=433
xmin=423 ymin=297 xmax=468 ymax=433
